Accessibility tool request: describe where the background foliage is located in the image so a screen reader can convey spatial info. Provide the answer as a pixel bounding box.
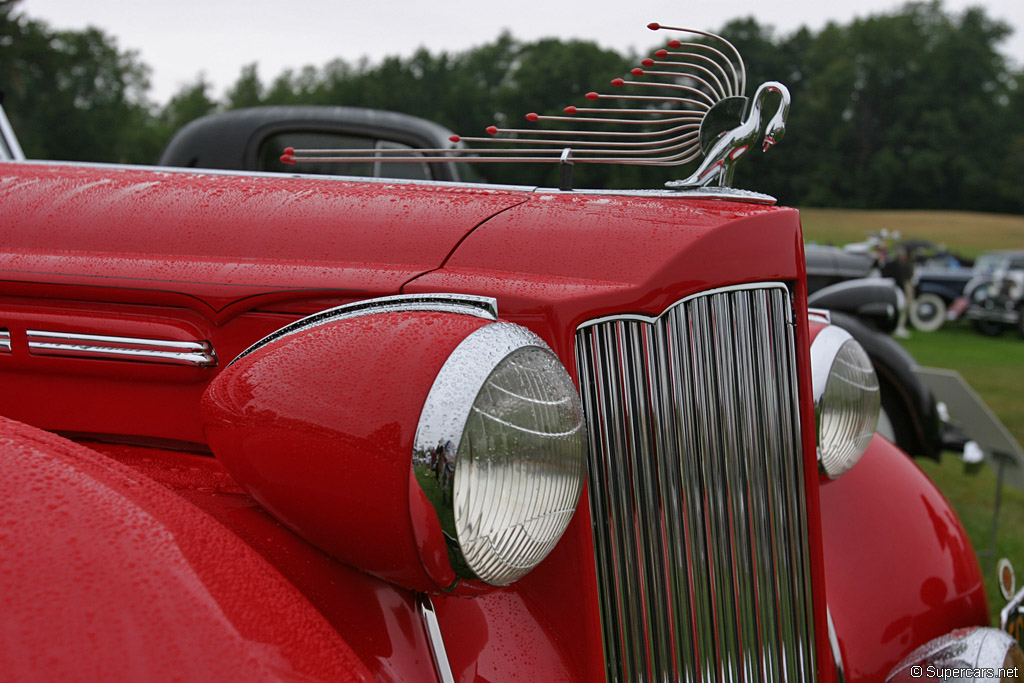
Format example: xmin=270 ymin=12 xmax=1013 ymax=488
xmin=2 ymin=0 xmax=1021 ymax=211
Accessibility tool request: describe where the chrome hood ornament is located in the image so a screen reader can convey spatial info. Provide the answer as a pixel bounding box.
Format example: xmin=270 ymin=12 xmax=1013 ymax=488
xmin=666 ymin=79 xmax=790 ymax=189
xmin=281 ymin=22 xmax=790 ymax=193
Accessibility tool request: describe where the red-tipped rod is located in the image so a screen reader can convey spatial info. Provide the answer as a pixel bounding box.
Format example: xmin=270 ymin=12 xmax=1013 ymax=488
xmin=645 ymin=23 xmax=746 ymax=94
xmin=564 ymin=105 xmax=698 ymax=117
xmin=583 ymin=92 xmax=713 ymax=108
xmin=474 ymin=122 xmax=701 ymax=141
xmin=631 ymin=66 xmax=727 ymax=100
xmin=609 ymin=77 xmax=716 ymax=107
xmin=448 ymin=131 xmax=700 ymax=150
xmin=652 ymin=44 xmax=741 ymax=96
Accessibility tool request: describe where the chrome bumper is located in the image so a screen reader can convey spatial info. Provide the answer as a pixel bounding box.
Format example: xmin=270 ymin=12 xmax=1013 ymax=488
xmin=887 ymin=627 xmax=1023 ymax=682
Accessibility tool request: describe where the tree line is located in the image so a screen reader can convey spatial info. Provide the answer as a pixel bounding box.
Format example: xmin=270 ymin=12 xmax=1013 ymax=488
xmin=2 ymin=0 xmax=1021 ymax=211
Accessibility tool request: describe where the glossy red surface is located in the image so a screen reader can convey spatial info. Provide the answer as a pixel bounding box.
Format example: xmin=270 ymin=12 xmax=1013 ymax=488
xmin=203 ymin=309 xmax=490 ymax=592
xmin=91 ymin=440 xmax=443 ymax=682
xmin=794 ymin=266 xmax=839 ymax=681
xmin=0 ymin=162 xmax=526 ymax=317
xmin=0 ymin=159 xmax=988 ymax=681
xmin=406 ymin=193 xmax=802 ymax=362
xmin=820 ymin=435 xmax=989 ymax=682
xmin=408 ymin=196 xmax=823 ymax=681
xmin=0 ymin=161 xmax=525 ymax=443
xmin=0 ymin=416 xmax=375 ymax=681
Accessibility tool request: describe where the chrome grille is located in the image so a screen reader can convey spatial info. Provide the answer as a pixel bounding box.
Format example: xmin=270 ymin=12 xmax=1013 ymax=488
xmin=575 ymin=283 xmax=815 ymax=682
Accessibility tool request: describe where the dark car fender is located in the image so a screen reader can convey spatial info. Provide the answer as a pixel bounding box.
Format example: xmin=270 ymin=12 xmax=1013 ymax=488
xmin=807 ymin=277 xmax=900 ymax=334
xmin=917 ymin=278 xmax=970 ymax=303
xmin=828 ymin=310 xmax=942 ymax=459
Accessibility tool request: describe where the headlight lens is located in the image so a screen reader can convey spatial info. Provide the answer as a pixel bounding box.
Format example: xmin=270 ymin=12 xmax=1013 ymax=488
xmin=414 ymin=323 xmax=586 ymax=586
xmin=811 ymin=326 xmax=880 ymax=478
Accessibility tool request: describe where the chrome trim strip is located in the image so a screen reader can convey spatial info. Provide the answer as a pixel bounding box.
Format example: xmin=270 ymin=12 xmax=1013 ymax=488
xmin=807 ymin=307 xmax=832 ymax=324
xmin=575 ymin=283 xmax=816 ymax=681
xmin=545 ymin=186 xmax=777 ymax=203
xmin=0 ymin=329 xmax=10 ymax=353
xmin=418 ymin=595 xmax=456 ymax=683
xmin=827 ymin=609 xmax=846 ymax=683
xmin=26 ymin=330 xmax=216 ymax=366
xmin=577 ymin=282 xmax=791 ymax=330
xmin=0 ymin=104 xmax=25 ymax=161
xmin=231 ymin=293 xmax=499 ymax=365
xmin=412 ymin=321 xmax=553 ymax=581
xmin=14 ymin=160 xmax=775 ymax=202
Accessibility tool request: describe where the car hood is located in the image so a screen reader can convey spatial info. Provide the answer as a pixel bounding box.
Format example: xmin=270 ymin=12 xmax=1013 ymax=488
xmin=0 ymin=161 xmax=528 ymax=318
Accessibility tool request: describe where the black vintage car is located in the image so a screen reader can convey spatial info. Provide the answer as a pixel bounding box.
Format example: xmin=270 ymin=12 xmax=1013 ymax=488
xmin=159 ymin=105 xmax=468 ymax=182
xmin=961 ymin=250 xmax=1024 ymax=337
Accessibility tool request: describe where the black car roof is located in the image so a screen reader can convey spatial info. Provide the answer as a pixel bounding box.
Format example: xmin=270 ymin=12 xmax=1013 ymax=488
xmin=157 ymin=105 xmax=460 ymax=178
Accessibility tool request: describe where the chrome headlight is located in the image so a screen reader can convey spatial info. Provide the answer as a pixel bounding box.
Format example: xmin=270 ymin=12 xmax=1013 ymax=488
xmin=414 ymin=323 xmax=587 ymax=586
xmin=811 ymin=325 xmax=880 ymax=478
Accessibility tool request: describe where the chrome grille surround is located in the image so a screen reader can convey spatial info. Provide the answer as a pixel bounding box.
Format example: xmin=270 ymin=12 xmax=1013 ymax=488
xmin=575 ymin=283 xmax=816 ymax=682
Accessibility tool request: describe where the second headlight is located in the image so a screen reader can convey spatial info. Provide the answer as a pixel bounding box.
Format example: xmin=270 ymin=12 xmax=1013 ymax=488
xmin=811 ymin=325 xmax=881 ymax=479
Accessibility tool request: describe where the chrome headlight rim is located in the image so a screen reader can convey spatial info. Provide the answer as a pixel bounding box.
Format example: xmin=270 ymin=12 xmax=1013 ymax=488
xmin=413 ymin=322 xmax=587 ymax=586
xmin=810 ymin=325 xmax=880 ymax=479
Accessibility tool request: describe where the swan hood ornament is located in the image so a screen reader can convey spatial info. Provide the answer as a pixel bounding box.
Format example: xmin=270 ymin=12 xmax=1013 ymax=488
xmin=281 ymin=22 xmax=791 ymax=197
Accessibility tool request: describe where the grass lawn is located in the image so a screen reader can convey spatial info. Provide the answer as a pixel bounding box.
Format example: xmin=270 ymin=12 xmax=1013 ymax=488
xmin=800 ymin=208 xmax=1024 ymax=259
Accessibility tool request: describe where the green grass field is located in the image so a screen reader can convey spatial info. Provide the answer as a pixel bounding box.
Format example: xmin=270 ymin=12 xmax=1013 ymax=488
xmin=803 ymin=207 xmax=1023 ymax=625
xmin=899 ymin=326 xmax=1024 ymax=625
xmin=801 ymin=208 xmax=1024 ymax=259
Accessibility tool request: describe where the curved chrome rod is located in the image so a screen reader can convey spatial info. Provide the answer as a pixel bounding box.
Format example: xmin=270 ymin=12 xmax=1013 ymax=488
xmin=648 ymin=24 xmax=747 ymax=95
xmin=633 ymin=67 xmax=728 ymax=102
xmin=479 ymin=121 xmax=701 ymax=138
xmin=641 ymin=57 xmax=732 ymax=100
xmin=443 ymin=131 xmax=700 ymax=151
xmin=611 ymin=78 xmax=718 ymax=107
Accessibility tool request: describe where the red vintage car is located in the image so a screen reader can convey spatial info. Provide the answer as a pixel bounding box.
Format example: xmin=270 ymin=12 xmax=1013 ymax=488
xmin=1 ymin=28 xmax=1022 ymax=681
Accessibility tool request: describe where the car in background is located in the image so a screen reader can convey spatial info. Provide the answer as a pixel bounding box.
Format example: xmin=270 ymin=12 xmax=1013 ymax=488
xmin=960 ymin=250 xmax=1024 ymax=337
xmin=911 ymin=265 xmax=974 ymax=331
xmin=159 ymin=105 xmax=469 ymax=182
xmin=943 ymin=250 xmax=1024 ymax=336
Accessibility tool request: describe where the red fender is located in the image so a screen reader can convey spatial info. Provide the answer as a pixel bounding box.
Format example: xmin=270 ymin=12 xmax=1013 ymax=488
xmin=0 ymin=416 xmax=374 ymax=681
xmin=820 ymin=435 xmax=989 ymax=682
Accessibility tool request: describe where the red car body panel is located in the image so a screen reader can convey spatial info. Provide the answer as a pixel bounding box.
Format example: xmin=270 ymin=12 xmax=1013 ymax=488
xmin=0 ymin=162 xmax=525 ymax=443
xmin=202 ymin=309 xmax=495 ymax=593
xmin=0 ymin=417 xmax=379 ymax=682
xmin=0 ymin=163 xmax=526 ymax=317
xmin=0 ymin=160 xmax=990 ymax=680
xmin=820 ymin=435 xmax=989 ymax=682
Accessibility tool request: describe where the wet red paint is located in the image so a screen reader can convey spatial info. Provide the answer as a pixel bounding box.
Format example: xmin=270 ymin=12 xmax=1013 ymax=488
xmin=0 ymin=161 xmax=527 ymax=317
xmin=0 ymin=416 xmax=375 ymax=681
xmin=819 ymin=436 xmax=988 ymax=682
xmin=202 ymin=309 xmax=489 ymax=592
xmin=0 ymin=158 xmax=989 ymax=681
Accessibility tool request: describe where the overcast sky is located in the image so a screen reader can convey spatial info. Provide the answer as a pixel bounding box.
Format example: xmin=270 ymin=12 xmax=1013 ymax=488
xmin=19 ymin=0 xmax=1024 ymax=104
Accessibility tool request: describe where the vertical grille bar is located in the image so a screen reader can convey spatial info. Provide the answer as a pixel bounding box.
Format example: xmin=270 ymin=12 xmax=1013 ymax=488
xmin=576 ymin=283 xmax=815 ymax=683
